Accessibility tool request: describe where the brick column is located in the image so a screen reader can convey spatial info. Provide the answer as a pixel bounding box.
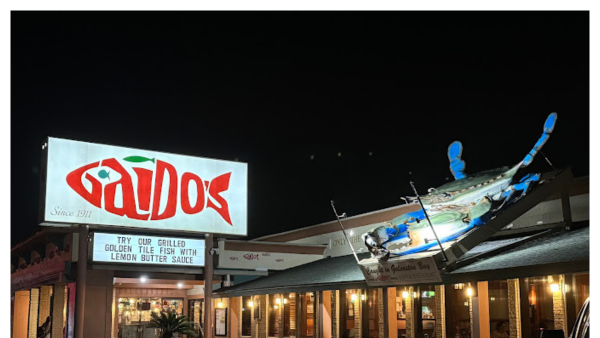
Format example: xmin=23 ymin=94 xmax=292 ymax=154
xmin=435 ymin=285 xmax=445 ymax=338
xmin=52 ymin=283 xmax=66 ymax=338
xmin=378 ymin=289 xmax=385 ymax=338
xmin=39 ymin=285 xmax=53 ymax=326
xmin=28 ymin=289 xmax=39 ymax=338
xmin=507 ymin=279 xmax=522 ymax=338
xmin=552 ymin=275 xmax=568 ymax=335
xmin=252 ymin=295 xmax=267 ymax=338
xmin=332 ymin=291 xmax=339 ymax=338
xmin=406 ymin=287 xmax=414 ymax=338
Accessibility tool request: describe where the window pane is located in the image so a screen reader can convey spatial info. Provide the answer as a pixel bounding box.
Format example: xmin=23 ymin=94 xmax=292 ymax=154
xmin=242 ymin=296 xmax=252 ymax=336
xmin=448 ymin=284 xmax=472 ymax=338
xmin=300 ymin=293 xmax=314 ymax=337
xmin=269 ymin=295 xmax=280 ymax=337
xmin=367 ymin=289 xmax=380 ymax=338
xmin=421 ymin=285 xmax=436 ymax=338
xmin=527 ymin=275 xmax=559 ymax=337
xmin=488 ymin=281 xmax=509 ymax=338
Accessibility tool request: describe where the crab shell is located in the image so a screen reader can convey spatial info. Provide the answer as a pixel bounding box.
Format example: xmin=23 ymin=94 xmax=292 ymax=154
xmin=413 ymin=164 xmax=521 ymax=209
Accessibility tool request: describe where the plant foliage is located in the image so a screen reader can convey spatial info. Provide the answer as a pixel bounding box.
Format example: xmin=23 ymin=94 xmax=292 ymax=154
xmin=147 ymin=309 xmax=198 ymax=338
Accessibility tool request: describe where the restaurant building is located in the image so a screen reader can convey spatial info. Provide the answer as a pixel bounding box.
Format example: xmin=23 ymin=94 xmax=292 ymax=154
xmin=10 ymin=136 xmax=590 ymax=338
xmin=213 ymin=169 xmax=589 ymax=338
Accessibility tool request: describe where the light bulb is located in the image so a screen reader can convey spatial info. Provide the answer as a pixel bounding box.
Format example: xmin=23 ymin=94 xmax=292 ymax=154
xmin=276 ymin=298 xmax=281 ymax=304
xmin=550 ymin=283 xmax=560 ymax=293
xmin=466 ymin=288 xmax=473 ymax=297
xmin=351 ymin=294 xmax=357 ymax=301
xmin=283 ymin=298 xmax=288 ymax=304
xmin=248 ymin=301 xmax=254 ymax=307
xmin=402 ymin=291 xmax=409 ymax=298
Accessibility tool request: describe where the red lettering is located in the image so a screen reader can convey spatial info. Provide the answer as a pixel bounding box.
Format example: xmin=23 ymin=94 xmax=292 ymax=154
xmin=66 ymin=161 xmax=102 ymax=208
xmin=133 ymin=167 xmax=153 ymax=212
xmin=181 ymin=172 xmax=206 ymax=214
xmin=103 ymin=159 xmax=149 ymax=220
xmin=207 ymin=172 xmax=233 ymax=225
xmin=151 ymin=160 xmax=178 ymax=220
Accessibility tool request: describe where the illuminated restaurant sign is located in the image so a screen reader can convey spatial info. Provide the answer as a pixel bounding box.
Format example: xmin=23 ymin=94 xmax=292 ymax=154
xmin=92 ymin=233 xmax=205 ymax=266
xmin=40 ymin=137 xmax=247 ymax=235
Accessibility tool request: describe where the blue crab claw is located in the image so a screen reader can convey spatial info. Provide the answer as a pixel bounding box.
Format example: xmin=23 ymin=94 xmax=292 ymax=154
xmin=448 ymin=141 xmax=466 ymax=180
xmin=522 ymin=112 xmax=557 ymax=167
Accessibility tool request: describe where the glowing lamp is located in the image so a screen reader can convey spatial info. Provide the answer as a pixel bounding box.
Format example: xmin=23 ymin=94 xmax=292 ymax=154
xmin=351 ymin=294 xmax=357 ymax=301
xmin=248 ymin=301 xmax=254 ymax=307
xmin=402 ymin=291 xmax=409 ymax=298
xmin=283 ymin=298 xmax=288 ymax=304
xmin=217 ymin=301 xmax=223 ymax=308
xmin=551 ymin=283 xmax=560 ymax=293
xmin=361 ymin=294 xmax=366 ymax=301
xmin=274 ymin=305 xmax=279 ymax=310
xmin=466 ymin=288 xmax=473 ymax=297
xmin=276 ymin=298 xmax=281 ymax=304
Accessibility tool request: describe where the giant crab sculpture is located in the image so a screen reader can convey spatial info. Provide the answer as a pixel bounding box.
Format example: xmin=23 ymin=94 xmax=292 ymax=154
xmin=363 ymin=113 xmax=558 ymax=261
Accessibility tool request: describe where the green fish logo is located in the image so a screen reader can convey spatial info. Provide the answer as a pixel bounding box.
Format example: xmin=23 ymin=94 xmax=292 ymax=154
xmin=123 ymin=156 xmax=155 ymax=163
xmin=98 ymin=170 xmax=110 ymax=180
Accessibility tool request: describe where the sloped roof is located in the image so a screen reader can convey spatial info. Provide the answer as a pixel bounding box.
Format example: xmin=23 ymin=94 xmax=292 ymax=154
xmin=215 ymin=225 xmax=589 ymax=297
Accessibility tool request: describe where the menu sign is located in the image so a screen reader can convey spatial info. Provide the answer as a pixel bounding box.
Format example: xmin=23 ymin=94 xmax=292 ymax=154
xmin=92 ymin=233 xmax=205 ymax=266
xmin=359 ymin=256 xmax=442 ymax=286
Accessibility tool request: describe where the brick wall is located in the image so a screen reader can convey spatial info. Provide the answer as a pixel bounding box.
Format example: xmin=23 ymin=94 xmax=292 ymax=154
xmin=553 ymin=275 xmax=567 ymax=334
xmin=39 ymin=285 xmax=52 ymax=325
xmin=406 ymin=287 xmax=414 ymax=338
xmin=28 ymin=288 xmax=39 ymax=338
xmin=332 ymin=291 xmax=338 ymax=338
xmin=51 ymin=283 xmax=66 ymax=338
xmin=251 ymin=295 xmax=267 ymax=338
xmin=508 ymin=279 xmax=522 ymax=338
xmin=378 ymin=289 xmax=384 ymax=338
xmin=435 ymin=285 xmax=445 ymax=338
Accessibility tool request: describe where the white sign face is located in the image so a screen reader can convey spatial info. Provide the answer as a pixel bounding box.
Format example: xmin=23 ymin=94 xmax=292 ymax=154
xmin=41 ymin=137 xmax=247 ymax=235
xmin=92 ymin=233 xmax=205 ymax=266
xmin=217 ymin=250 xmax=323 ymax=270
xmin=359 ymin=255 xmax=442 ymax=286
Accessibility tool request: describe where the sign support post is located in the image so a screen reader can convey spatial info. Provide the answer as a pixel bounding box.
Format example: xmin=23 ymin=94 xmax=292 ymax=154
xmin=74 ymin=224 xmax=89 ymax=338
xmin=204 ymin=233 xmax=214 ymax=338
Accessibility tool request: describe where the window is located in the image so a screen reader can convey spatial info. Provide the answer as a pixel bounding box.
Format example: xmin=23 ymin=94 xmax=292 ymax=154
xmin=421 ymin=285 xmax=436 ymax=338
xmin=300 ymin=292 xmax=315 ymax=337
xmin=242 ymin=296 xmax=252 ymax=336
xmin=448 ymin=284 xmax=472 ymax=338
xmin=527 ymin=275 xmax=560 ymax=337
xmin=268 ymin=295 xmax=280 ymax=337
xmin=283 ymin=293 xmax=295 ymax=337
xmin=367 ymin=289 xmax=380 ymax=338
xmin=396 ymin=288 xmax=409 ymax=338
xmin=488 ymin=280 xmax=509 ymax=337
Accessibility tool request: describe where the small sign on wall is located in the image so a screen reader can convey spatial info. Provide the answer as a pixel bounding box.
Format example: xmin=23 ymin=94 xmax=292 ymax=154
xmin=359 ymin=255 xmax=442 ymax=286
xmin=215 ymin=308 xmax=227 ymax=336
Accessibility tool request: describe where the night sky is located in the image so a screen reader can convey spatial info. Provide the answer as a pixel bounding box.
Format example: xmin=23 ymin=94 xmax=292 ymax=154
xmin=11 ymin=11 xmax=589 ymax=247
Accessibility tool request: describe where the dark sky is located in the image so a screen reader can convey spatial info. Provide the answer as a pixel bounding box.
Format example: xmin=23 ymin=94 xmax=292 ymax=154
xmin=11 ymin=11 xmax=589 ymax=246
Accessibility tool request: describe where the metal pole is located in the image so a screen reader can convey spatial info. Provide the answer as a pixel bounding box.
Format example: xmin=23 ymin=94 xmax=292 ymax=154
xmin=409 ymin=182 xmax=449 ymax=262
xmin=330 ymin=201 xmax=360 ymax=264
xmin=204 ymin=234 xmax=214 ymax=338
xmin=74 ymin=224 xmax=89 ymax=338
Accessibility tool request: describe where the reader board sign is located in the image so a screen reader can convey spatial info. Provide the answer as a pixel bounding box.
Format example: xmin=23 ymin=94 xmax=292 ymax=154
xmin=40 ymin=137 xmax=247 ymax=236
xmin=359 ymin=256 xmax=442 ymax=286
xmin=92 ymin=233 xmax=205 ymax=266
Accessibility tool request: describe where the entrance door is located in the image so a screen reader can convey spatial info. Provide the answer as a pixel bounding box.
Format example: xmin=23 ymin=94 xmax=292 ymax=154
xmin=189 ymin=299 xmax=204 ymax=336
